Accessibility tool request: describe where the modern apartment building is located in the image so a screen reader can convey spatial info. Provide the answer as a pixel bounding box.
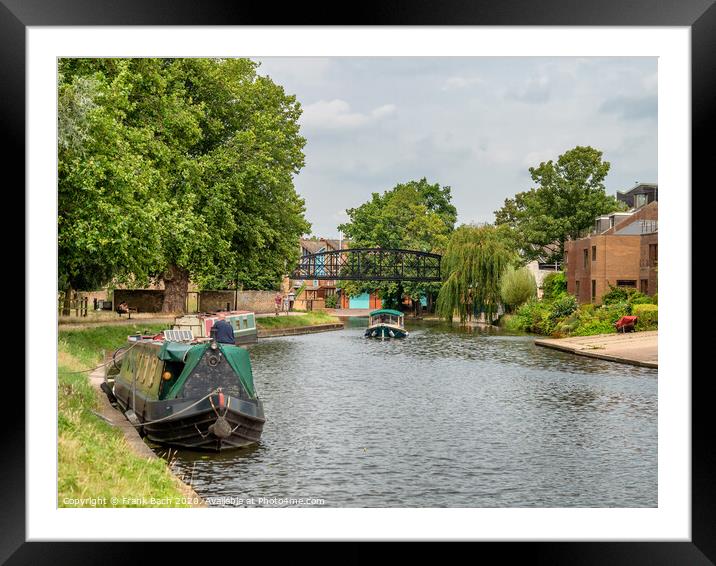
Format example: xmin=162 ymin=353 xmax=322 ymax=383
xmin=565 ymin=190 xmax=658 ymax=304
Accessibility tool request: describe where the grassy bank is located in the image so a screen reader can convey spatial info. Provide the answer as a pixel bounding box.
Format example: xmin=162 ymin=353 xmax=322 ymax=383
xmin=58 ymin=323 xmax=192 ymax=507
xmin=257 ymin=311 xmax=340 ymax=330
xmin=500 ymin=283 xmax=657 ymax=338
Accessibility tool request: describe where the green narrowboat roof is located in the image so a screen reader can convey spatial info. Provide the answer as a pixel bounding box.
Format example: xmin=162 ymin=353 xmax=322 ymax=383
xmin=369 ymin=309 xmax=404 ymax=317
xmin=158 ymin=341 xmax=193 ymax=363
xmin=160 ymin=341 xmax=256 ymax=399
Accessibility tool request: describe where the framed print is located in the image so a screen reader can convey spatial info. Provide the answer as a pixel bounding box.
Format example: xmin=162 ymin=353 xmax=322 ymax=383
xmin=5 ymin=0 xmax=710 ymax=562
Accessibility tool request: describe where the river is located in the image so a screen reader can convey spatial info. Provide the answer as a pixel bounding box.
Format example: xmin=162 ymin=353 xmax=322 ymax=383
xmin=162 ymin=318 xmax=657 ymax=507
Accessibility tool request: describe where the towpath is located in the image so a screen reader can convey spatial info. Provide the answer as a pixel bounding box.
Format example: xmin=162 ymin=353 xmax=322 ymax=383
xmin=535 ymin=331 xmax=657 ymax=368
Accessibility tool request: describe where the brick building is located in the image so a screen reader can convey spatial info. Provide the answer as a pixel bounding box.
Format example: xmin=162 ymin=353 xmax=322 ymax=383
xmin=565 ymin=198 xmax=658 ymax=304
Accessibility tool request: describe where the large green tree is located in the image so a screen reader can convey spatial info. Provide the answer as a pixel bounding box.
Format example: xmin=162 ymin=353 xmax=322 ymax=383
xmin=436 ymin=224 xmax=516 ymax=322
xmin=58 ymin=58 xmax=310 ymax=311
xmin=337 ymin=178 xmax=457 ymax=310
xmin=494 ymin=146 xmax=625 ymax=264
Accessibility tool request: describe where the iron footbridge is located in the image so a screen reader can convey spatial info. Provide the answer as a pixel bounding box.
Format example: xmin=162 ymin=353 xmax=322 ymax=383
xmin=290 ymin=248 xmax=441 ymax=282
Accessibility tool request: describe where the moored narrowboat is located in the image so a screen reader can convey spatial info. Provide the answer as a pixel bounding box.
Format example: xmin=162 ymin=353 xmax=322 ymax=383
xmin=173 ymin=310 xmax=258 ymax=345
xmin=106 ymin=331 xmax=265 ymax=451
xmin=364 ymin=309 xmax=408 ymax=339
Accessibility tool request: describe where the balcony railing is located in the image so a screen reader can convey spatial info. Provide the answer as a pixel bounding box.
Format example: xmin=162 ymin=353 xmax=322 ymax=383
xmin=641 ymin=220 xmax=658 ymax=233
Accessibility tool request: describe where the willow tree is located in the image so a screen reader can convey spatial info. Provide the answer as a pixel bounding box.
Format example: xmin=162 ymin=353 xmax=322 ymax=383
xmin=436 ymin=224 xmax=515 ymax=322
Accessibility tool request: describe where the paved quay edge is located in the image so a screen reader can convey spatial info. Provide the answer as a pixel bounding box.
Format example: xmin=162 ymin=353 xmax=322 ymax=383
xmin=534 ymin=331 xmax=658 ymax=369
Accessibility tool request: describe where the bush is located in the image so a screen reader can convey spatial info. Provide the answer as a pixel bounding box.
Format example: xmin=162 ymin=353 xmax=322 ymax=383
xmin=634 ymin=303 xmax=658 ymax=329
xmin=549 ymin=293 xmax=578 ymax=320
xmin=601 ymin=284 xmax=654 ymax=307
xmin=324 ymin=294 xmax=338 ymax=308
xmin=513 ymin=298 xmax=550 ymax=334
xmin=500 ymin=314 xmax=527 ymax=332
xmin=542 ymin=272 xmax=567 ymax=301
xmin=500 ymin=267 xmax=537 ymax=311
xmin=571 ymin=318 xmax=616 ymax=336
xmin=597 ymin=301 xmax=631 ymax=323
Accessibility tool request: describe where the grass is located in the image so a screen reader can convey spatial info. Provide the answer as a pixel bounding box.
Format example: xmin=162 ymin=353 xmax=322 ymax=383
xmin=58 ymin=323 xmax=194 ymax=507
xmin=257 ymin=311 xmax=340 ymax=330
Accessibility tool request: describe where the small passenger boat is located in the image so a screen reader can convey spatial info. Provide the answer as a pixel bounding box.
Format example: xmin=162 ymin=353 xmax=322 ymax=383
xmin=364 ymin=309 xmax=408 ymax=339
xmin=105 ymin=330 xmax=265 ymax=451
xmin=173 ymin=310 xmax=258 ymax=345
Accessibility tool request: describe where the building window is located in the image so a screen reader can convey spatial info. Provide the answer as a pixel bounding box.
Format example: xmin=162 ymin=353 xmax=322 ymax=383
xmin=592 ymin=245 xmax=597 ymax=261
xmin=575 ymin=280 xmax=580 ymax=296
xmin=640 ymin=279 xmax=649 ymax=294
xmin=616 ymin=280 xmax=637 ymax=288
xmin=591 ymin=280 xmax=596 ymax=302
xmin=583 ymin=249 xmax=588 ymax=268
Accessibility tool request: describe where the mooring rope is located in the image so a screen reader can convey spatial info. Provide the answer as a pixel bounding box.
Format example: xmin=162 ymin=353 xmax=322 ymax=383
xmin=60 ymin=341 xmax=140 ymax=375
xmin=128 ymin=388 xmax=223 ymax=428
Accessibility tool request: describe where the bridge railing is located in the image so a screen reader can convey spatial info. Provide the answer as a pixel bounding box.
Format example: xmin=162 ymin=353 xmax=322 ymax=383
xmin=291 ymin=248 xmax=441 ymax=282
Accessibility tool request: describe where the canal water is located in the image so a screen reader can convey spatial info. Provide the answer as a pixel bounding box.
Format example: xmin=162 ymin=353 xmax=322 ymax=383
xmin=163 ymin=319 xmax=657 ymax=508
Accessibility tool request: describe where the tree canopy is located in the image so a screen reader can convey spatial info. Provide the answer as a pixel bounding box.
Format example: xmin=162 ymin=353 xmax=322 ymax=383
xmin=494 ymin=146 xmax=625 ymax=264
xmin=336 ymin=178 xmax=457 ymax=308
xmin=58 ymin=58 xmax=310 ymax=310
xmin=436 ymin=224 xmax=516 ymax=322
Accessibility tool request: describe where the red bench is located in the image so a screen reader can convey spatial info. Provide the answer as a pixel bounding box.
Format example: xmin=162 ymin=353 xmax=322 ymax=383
xmin=615 ymin=315 xmax=638 ymax=333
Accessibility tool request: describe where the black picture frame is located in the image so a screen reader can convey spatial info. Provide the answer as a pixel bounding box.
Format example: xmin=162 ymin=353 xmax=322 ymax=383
xmin=5 ymin=0 xmax=707 ymax=562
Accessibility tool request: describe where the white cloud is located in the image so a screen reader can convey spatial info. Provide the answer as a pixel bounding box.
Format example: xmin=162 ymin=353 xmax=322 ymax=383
xmin=300 ymin=99 xmax=396 ymax=130
xmin=260 ymin=57 xmax=656 ymax=236
xmin=522 ymin=149 xmax=557 ymax=167
xmin=441 ymin=76 xmax=484 ymax=91
xmin=506 ymin=75 xmax=551 ymax=103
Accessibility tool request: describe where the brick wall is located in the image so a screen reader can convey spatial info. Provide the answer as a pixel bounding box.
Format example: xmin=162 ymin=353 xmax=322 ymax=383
xmin=113 ymin=290 xmax=165 ymax=312
xmin=198 ymin=290 xmax=237 ymax=312
xmin=198 ymin=290 xmax=278 ymax=314
xmin=566 ymin=235 xmax=642 ymax=304
xmin=640 ymin=233 xmax=658 ymax=296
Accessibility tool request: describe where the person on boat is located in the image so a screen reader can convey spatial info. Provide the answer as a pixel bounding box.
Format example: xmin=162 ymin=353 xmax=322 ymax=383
xmin=212 ymin=312 xmax=235 ymax=344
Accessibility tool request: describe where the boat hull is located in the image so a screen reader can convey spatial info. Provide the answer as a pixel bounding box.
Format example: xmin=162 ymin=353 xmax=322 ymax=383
xmin=364 ymin=324 xmax=408 ymax=339
xmin=114 ymin=389 xmax=265 ymax=451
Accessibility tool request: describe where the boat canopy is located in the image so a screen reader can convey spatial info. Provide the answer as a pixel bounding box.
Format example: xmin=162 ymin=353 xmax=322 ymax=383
xmin=162 ymin=342 xmax=256 ymax=399
xmin=158 ymin=341 xmax=193 ymax=363
xmin=369 ymin=309 xmax=404 ymax=317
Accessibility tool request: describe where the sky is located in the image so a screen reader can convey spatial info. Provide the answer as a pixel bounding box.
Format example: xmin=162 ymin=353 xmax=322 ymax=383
xmin=254 ymin=57 xmax=657 ymax=238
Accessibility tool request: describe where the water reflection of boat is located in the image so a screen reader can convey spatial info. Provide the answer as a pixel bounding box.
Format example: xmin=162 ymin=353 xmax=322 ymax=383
xmin=104 ymin=331 xmax=265 ymax=451
xmin=364 ymin=309 xmax=408 ymax=339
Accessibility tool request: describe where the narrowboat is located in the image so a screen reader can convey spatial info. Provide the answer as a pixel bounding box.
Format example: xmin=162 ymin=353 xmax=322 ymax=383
xmin=364 ymin=309 xmax=408 ymax=339
xmin=173 ymin=310 xmax=258 ymax=345
xmin=105 ymin=330 xmax=265 ymax=451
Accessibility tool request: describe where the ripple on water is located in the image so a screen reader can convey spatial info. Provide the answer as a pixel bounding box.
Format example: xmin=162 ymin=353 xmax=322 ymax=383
xmin=163 ymin=321 xmax=657 ymax=508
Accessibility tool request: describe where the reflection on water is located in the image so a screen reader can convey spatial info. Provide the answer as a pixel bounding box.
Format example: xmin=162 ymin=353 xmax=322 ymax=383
xmin=162 ymin=319 xmax=657 ymax=507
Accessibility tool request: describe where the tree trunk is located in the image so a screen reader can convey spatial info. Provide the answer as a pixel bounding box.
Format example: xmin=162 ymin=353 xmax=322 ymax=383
xmin=62 ymin=285 xmax=73 ymax=316
xmin=161 ymin=264 xmax=190 ymax=313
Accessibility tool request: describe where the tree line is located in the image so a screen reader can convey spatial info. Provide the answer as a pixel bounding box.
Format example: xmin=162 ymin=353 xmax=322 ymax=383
xmin=337 ymin=146 xmax=625 ymax=320
xmin=58 ymin=58 xmax=310 ymax=312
